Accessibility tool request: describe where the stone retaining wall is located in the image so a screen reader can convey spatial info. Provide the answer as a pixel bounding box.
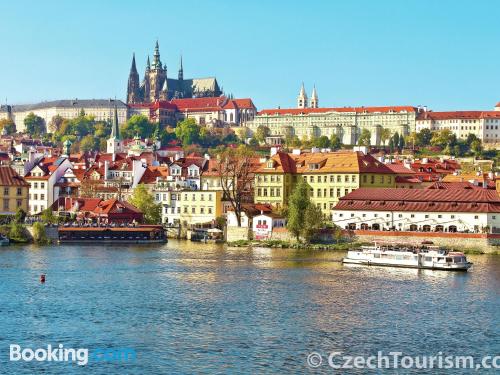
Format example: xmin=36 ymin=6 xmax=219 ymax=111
xmin=352 ymin=230 xmax=499 ymax=253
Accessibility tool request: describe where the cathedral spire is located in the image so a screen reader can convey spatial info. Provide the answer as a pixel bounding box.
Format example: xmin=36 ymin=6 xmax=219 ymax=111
xmin=146 ymin=56 xmax=150 ymax=72
xmin=130 ymin=53 xmax=138 ymax=74
xmin=111 ymin=103 xmax=120 ymax=140
xmin=153 ymin=40 xmax=161 ymax=69
xmin=178 ymin=54 xmax=184 ymax=80
xmin=127 ymin=53 xmax=140 ymax=104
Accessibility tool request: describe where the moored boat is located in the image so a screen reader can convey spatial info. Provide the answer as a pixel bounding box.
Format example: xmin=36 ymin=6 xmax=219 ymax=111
xmin=343 ymin=242 xmax=472 ymax=271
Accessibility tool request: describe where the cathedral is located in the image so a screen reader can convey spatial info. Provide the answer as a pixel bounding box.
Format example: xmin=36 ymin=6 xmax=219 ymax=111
xmin=127 ymin=41 xmax=222 ymax=104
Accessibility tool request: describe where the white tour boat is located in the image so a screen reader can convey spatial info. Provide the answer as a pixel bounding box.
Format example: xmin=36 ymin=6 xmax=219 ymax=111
xmin=343 ymin=243 xmax=473 ymax=271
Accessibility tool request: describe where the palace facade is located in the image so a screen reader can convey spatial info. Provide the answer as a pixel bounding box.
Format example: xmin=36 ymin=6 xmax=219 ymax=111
xmin=245 ymin=85 xmax=417 ymax=146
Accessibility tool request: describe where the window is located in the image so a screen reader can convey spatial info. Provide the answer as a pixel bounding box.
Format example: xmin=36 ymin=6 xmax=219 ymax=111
xmin=276 ymin=188 xmax=281 ymax=197
xmin=34 ymin=194 xmax=38 ymax=200
xmin=474 ymin=215 xmax=479 ymax=219
xmin=263 ymin=189 xmax=268 ymax=197
xmin=192 ymin=207 xmax=195 ymax=214
xmin=317 ymin=189 xmax=322 ymax=197
xmin=41 ymin=194 xmax=45 ymax=200
xmin=3 ymin=187 xmax=8 ymax=196
xmin=40 ymin=183 xmax=45 ymax=189
xmin=208 ymin=207 xmax=212 ymax=214
xmin=201 ymin=194 xmax=205 ymax=201
xmin=270 ymin=188 xmax=275 ymax=197
xmin=16 ymin=200 xmax=22 ymax=207
xmin=337 ymin=188 xmax=341 ymax=198
xmin=345 ymin=175 xmax=349 ymax=182
xmin=337 ymin=175 xmax=341 ymax=183
xmin=344 ymin=189 xmax=349 ymax=196
xmin=352 ymin=175 xmax=356 ymax=183
xmin=370 ymin=175 xmax=375 ymax=184
xmin=330 ymin=189 xmax=334 ymax=198
xmin=34 ymin=183 xmax=38 ymax=189
xmin=200 ymin=207 xmax=204 ymax=214
xmin=363 ymin=175 xmax=367 ymax=183
xmin=257 ymin=188 xmax=261 ymax=197
xmin=330 ymin=175 xmax=334 ymax=183
xmin=3 ymin=199 xmax=8 ymax=210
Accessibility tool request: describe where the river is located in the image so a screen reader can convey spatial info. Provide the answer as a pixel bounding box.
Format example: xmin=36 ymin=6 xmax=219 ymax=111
xmin=0 ymin=241 xmax=499 ymax=374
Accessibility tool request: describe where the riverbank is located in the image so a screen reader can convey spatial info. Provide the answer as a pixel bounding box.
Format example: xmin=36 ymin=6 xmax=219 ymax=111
xmin=227 ymin=239 xmax=500 ymax=255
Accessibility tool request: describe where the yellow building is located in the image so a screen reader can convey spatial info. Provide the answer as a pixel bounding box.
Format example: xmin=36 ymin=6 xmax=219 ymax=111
xmin=254 ymin=150 xmax=397 ymax=215
xmin=0 ymin=166 xmax=29 ymax=214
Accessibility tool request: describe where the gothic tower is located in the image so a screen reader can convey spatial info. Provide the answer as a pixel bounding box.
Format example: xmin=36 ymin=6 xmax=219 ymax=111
xmin=126 ymin=53 xmax=141 ymax=104
xmin=142 ymin=56 xmax=151 ymax=103
xmin=297 ymin=83 xmax=308 ymax=109
xmin=310 ymin=85 xmax=318 ymax=108
xmin=178 ymin=55 xmax=184 ymax=81
xmin=148 ymin=40 xmax=167 ymax=102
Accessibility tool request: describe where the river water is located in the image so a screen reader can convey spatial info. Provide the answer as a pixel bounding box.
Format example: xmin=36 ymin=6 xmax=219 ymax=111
xmin=0 ymin=241 xmax=498 ymax=374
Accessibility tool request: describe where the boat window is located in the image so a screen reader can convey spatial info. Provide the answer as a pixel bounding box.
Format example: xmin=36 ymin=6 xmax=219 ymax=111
xmin=424 ymin=257 xmax=432 ymax=262
xmin=446 ymin=257 xmax=452 ymax=262
xmin=374 ymin=254 xmax=380 ymax=258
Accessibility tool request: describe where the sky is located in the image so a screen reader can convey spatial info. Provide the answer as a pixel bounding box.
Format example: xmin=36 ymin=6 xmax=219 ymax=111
xmin=0 ymin=0 xmax=499 ymax=111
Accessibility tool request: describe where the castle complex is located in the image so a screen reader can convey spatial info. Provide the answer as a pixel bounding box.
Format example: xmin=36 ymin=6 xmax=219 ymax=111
xmin=126 ymin=41 xmax=222 ymax=104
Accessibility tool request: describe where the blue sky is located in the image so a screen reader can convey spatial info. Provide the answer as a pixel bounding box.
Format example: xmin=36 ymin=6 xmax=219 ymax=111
xmin=1 ymin=0 xmax=499 ymax=110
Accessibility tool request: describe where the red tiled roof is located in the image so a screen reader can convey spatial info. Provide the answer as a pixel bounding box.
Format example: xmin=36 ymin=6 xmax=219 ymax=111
xmin=171 ymin=96 xmax=227 ymax=111
xmin=258 ymin=106 xmax=416 ymax=116
xmin=335 ymin=188 xmax=500 ymax=213
xmin=384 ymin=163 xmax=416 ymax=175
xmin=139 ymin=166 xmax=169 ymax=184
xmin=395 ymin=176 xmax=421 ymax=184
xmin=93 ymin=199 xmax=142 ymax=215
xmin=426 ymin=181 xmax=491 ymax=190
xmin=0 ymin=166 xmax=28 ymax=186
xmin=417 ymin=111 xmax=500 ymax=121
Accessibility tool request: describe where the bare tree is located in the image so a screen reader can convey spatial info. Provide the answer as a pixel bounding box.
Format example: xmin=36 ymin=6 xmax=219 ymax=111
xmin=217 ymin=146 xmax=255 ymax=227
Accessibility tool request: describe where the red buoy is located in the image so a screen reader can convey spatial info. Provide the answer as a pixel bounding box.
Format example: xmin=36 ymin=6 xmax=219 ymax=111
xmin=40 ymin=274 xmax=46 ymax=283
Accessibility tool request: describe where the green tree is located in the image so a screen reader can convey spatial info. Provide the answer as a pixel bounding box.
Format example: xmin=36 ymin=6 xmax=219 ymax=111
xmin=0 ymin=119 xmax=16 ymax=134
xmin=80 ymin=135 xmax=98 ymax=152
xmin=49 ymin=115 xmax=64 ymax=133
xmin=313 ymin=135 xmax=330 ymax=148
xmin=398 ymin=135 xmax=405 ymax=151
xmin=32 ymin=222 xmax=49 ymax=244
xmin=392 ymin=132 xmax=400 ymax=149
xmin=175 ymin=118 xmax=200 ymax=147
xmin=302 ymin=203 xmax=324 ymax=243
xmin=287 ymin=178 xmax=310 ymax=241
xmin=388 ymin=138 xmax=395 ymax=153
xmin=14 ymin=208 xmax=26 ymax=224
xmin=24 ymin=112 xmax=46 ymax=136
xmin=129 ymin=184 xmax=162 ymax=224
xmin=416 ymin=128 xmax=432 ymax=146
xmin=329 ymin=134 xmax=342 ymax=150
xmin=255 ymin=125 xmax=270 ymax=144
xmin=9 ymin=222 xmax=25 ymax=242
xmin=471 ymin=139 xmax=482 ymax=156
xmin=121 ymin=114 xmax=155 ymax=139
xmin=357 ymin=128 xmax=371 ymax=147
xmin=431 ymin=129 xmax=455 ymax=148
xmin=41 ymin=208 xmax=57 ymax=224
xmin=380 ymin=127 xmax=391 ymax=146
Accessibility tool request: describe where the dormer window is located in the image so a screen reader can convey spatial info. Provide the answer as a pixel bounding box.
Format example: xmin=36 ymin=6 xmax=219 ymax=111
xmin=308 ymin=163 xmax=320 ymax=170
xmin=266 ymin=160 xmax=275 ymax=169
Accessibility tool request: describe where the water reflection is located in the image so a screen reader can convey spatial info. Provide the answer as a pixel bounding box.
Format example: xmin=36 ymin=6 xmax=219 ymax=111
xmin=0 ymin=243 xmax=498 ymax=374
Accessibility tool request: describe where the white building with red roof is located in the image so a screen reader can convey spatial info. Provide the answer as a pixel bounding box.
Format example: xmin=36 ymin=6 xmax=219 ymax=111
xmin=416 ymin=103 xmax=500 ymax=144
xmin=332 ymin=187 xmax=500 ymax=233
xmin=245 ymin=87 xmax=416 ymax=145
xmin=25 ymin=155 xmax=72 ymax=214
